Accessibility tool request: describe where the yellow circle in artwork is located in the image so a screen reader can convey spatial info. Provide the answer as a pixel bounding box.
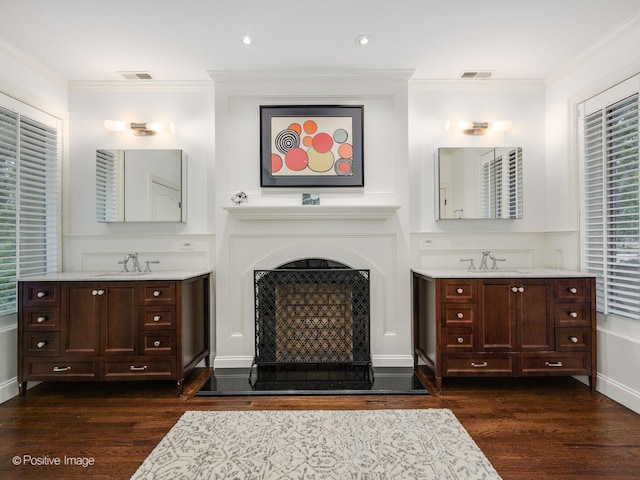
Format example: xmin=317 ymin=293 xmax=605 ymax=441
xmin=307 ymin=147 xmax=334 ymax=173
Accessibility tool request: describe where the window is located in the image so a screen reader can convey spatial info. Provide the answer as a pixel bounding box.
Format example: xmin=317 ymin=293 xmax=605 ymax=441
xmin=0 ymin=97 xmax=60 ymax=317
xmin=580 ymin=75 xmax=640 ymax=319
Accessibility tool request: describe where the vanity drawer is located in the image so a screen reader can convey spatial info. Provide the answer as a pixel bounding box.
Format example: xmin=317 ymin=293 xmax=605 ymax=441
xmin=140 ymin=333 xmax=177 ymax=355
xmin=555 ymin=303 xmax=591 ymax=327
xmin=554 ymin=278 xmax=591 ymax=302
xmin=555 ymin=327 xmax=591 ymax=351
xmin=139 ymin=306 xmax=176 ymax=330
xmin=444 ymin=355 xmax=514 ymax=376
xmin=103 ymin=358 xmax=176 ymax=380
xmin=444 ymin=329 xmax=473 ymax=351
xmin=520 ymin=352 xmax=590 ymax=375
xmin=21 ymin=282 xmax=60 ymax=307
xmin=23 ymin=332 xmax=60 ymax=355
xmin=139 ymin=282 xmax=176 ymax=306
xmin=440 ymin=280 xmax=477 ymax=303
xmin=24 ymin=359 xmax=98 ymax=380
xmin=443 ymin=305 xmax=475 ymax=327
xmin=22 ymin=307 xmax=60 ymax=331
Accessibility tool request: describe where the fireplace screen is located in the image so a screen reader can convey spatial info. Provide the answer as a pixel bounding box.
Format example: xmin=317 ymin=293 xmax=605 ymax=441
xmin=254 ymin=268 xmax=371 ymax=367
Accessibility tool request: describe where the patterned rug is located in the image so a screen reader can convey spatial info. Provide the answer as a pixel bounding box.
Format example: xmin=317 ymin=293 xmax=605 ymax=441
xmin=131 ymin=409 xmax=502 ymax=479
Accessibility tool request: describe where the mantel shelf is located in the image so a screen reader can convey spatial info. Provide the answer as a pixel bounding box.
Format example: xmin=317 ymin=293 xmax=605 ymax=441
xmin=223 ymin=205 xmax=400 ymax=221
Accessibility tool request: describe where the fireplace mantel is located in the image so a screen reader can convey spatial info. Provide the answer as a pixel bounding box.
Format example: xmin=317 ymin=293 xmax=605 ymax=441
xmin=223 ymin=205 xmax=399 ymax=221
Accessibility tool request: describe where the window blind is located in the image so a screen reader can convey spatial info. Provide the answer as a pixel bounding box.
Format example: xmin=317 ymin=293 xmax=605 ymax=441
xmin=96 ymin=149 xmax=117 ymax=222
xmin=0 ymin=104 xmax=59 ymax=316
xmin=508 ymin=147 xmax=523 ymax=219
xmin=582 ymin=91 xmax=640 ymax=318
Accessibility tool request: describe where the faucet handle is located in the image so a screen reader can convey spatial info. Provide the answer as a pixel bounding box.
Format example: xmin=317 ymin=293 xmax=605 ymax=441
xmin=118 ymin=255 xmax=130 ymax=273
xmin=490 ymin=257 xmax=506 ymax=270
xmin=143 ymin=260 xmax=160 ymax=273
xmin=460 ymin=258 xmax=476 ymax=271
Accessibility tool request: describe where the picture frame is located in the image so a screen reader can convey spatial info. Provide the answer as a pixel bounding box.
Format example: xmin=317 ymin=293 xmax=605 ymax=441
xmin=260 ymin=105 xmax=364 ymax=187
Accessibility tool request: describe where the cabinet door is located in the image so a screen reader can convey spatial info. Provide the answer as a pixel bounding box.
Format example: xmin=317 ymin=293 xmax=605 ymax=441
xmin=61 ymin=283 xmax=100 ymax=355
xmin=518 ymin=280 xmax=554 ymax=352
xmin=101 ymin=283 xmax=138 ymax=355
xmin=478 ymin=280 xmax=517 ymax=352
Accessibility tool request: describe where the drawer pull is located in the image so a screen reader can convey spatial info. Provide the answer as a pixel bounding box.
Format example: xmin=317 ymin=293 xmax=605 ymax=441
xmin=568 ymin=287 xmax=578 ymax=294
xmin=52 ymin=366 xmax=71 ymax=372
xmin=153 ymin=315 xmax=161 ymax=322
xmin=36 ymin=291 xmax=47 ymax=298
xmin=153 ymin=290 xmax=161 ymax=297
xmin=36 ymin=341 xmax=47 ymax=348
xmin=456 ymin=288 xmax=463 ymax=294
xmin=518 ymin=286 xmax=525 ymax=293
xmin=92 ymin=290 xmax=98 ymax=296
xmin=130 ymin=365 xmax=148 ymax=371
xmin=569 ymin=311 xmax=578 ymax=318
xmin=36 ymin=316 xmax=47 ymax=323
xmin=153 ymin=340 xmax=161 ymax=347
xmin=545 ymin=361 xmax=563 ymax=367
xmin=511 ymin=286 xmax=518 ymax=293
xmin=98 ymin=289 xmax=104 ymax=295
xmin=456 ymin=312 xmax=464 ymax=319
xmin=569 ymin=336 xmax=579 ymax=343
xmin=457 ymin=337 xmax=464 ymax=344
xmin=471 ymin=362 xmax=488 ymax=368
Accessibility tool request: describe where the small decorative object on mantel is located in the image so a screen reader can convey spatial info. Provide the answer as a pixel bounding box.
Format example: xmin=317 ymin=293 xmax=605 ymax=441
xmin=302 ymin=193 xmax=320 ymax=205
xmin=260 ymin=105 xmax=364 ymax=188
xmin=230 ymin=191 xmax=248 ymax=205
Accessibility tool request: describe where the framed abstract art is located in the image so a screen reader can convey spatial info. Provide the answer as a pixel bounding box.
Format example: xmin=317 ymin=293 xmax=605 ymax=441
xmin=260 ymin=105 xmax=364 ymax=187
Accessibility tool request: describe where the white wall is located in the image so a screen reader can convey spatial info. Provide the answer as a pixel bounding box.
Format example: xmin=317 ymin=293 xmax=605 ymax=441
xmin=545 ymin=19 xmax=640 ymax=414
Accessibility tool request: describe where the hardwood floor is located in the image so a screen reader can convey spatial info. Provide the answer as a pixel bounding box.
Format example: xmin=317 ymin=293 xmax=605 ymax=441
xmin=1 ymin=368 xmax=639 ymax=479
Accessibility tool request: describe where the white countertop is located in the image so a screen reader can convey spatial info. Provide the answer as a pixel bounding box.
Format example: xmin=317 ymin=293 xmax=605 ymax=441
xmin=18 ymin=270 xmax=211 ymax=282
xmin=412 ymin=267 xmax=596 ymax=279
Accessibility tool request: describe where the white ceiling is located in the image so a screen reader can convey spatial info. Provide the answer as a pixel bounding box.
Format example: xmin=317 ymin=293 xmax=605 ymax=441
xmin=2 ymin=0 xmax=640 ymax=83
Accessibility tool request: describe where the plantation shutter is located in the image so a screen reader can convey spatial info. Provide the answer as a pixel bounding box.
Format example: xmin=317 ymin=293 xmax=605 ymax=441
xmin=0 ymin=107 xmax=18 ymax=315
xmin=581 ymin=79 xmax=640 ymax=319
xmin=508 ymin=147 xmax=523 ymax=219
xmin=96 ymin=149 xmax=117 ymax=222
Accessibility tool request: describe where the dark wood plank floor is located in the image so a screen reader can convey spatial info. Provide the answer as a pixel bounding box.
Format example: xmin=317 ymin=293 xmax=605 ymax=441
xmin=1 ymin=367 xmax=639 ymax=479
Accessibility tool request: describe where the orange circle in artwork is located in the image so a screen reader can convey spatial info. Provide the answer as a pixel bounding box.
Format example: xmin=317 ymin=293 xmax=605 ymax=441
xmin=303 ymin=120 xmax=317 ymax=134
xmin=302 ymin=135 xmax=313 ymax=147
xmin=272 ymin=153 xmax=283 ymax=173
xmin=285 ymin=147 xmax=308 ymax=171
xmin=288 ymin=123 xmax=302 ymax=135
xmin=338 ymin=143 xmax=353 ymax=159
xmin=312 ymin=132 xmax=333 ymax=153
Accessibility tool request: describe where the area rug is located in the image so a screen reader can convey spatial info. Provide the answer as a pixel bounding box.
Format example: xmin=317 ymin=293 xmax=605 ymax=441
xmin=131 ymin=409 xmax=501 ymax=479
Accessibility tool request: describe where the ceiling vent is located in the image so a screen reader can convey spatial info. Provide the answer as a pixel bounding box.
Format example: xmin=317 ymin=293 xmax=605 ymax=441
xmin=460 ymin=71 xmax=493 ymax=79
xmin=117 ymin=71 xmax=154 ymax=80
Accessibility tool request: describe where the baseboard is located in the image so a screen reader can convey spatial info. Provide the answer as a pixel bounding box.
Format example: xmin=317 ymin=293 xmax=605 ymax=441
xmin=213 ymin=354 xmax=415 ymax=369
xmin=596 ymin=373 xmax=640 ymax=415
xmin=0 ymin=377 xmax=18 ymax=404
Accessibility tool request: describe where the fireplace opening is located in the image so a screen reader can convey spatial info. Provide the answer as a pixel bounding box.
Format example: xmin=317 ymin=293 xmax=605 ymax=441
xmin=251 ymin=259 xmax=371 ymax=388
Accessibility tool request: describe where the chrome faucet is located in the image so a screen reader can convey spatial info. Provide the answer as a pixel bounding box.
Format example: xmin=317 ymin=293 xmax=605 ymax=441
xmin=479 ymin=251 xmax=492 ymax=270
xmin=118 ymin=253 xmax=142 ymax=273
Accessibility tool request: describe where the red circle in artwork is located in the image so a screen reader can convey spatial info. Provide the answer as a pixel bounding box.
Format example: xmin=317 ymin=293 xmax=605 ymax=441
xmin=285 ymin=147 xmax=308 ymax=171
xmin=338 ymin=161 xmax=351 ymax=173
xmin=272 ymin=154 xmax=283 ymax=173
xmin=312 ymin=133 xmax=333 ymax=153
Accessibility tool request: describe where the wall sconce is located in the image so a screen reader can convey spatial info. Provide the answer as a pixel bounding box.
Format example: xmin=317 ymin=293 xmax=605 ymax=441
xmin=445 ymin=120 xmax=511 ymax=135
xmin=104 ymin=120 xmax=175 ymax=136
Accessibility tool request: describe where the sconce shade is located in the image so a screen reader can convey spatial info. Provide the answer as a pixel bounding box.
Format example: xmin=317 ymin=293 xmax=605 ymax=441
xmin=446 ymin=120 xmax=511 ymax=135
xmin=104 ymin=120 xmax=175 ymax=136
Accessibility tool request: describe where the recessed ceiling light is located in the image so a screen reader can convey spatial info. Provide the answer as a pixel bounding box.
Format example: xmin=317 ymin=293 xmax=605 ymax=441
xmin=355 ymin=34 xmax=372 ymax=46
xmin=241 ymin=34 xmax=255 ymax=45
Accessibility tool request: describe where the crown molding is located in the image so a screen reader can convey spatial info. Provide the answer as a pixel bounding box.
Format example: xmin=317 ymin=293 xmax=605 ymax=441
xmin=0 ymin=38 xmax=67 ymax=90
xmin=68 ymin=80 xmax=214 ymax=92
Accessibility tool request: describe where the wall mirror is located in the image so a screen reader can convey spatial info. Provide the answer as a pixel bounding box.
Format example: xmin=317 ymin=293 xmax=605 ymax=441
xmin=436 ymin=147 xmax=523 ymax=220
xmin=96 ymin=149 xmax=186 ymax=222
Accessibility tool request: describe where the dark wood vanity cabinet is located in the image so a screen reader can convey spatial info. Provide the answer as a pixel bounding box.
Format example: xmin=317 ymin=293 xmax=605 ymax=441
xmin=413 ymin=272 xmax=596 ymax=392
xmin=18 ymin=274 xmax=210 ymax=397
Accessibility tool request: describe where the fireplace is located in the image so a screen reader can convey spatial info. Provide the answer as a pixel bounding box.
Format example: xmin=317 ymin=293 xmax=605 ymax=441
xmin=251 ymin=259 xmax=371 ymax=386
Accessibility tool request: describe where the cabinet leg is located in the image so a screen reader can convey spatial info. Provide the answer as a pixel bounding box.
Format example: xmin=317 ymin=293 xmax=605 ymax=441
xmin=177 ymin=379 xmax=184 ymax=397
xmin=205 ymin=355 xmax=211 ymax=367
xmin=436 ymin=377 xmax=442 ymax=395
xmin=18 ymin=381 xmax=26 ymax=399
xmin=589 ymin=374 xmax=597 ymax=392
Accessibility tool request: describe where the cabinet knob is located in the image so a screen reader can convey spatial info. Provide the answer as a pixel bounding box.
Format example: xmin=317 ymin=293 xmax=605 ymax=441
xmin=36 ymin=291 xmax=47 ymax=298
xmin=92 ymin=290 xmax=98 ymax=296
xmin=511 ymin=286 xmax=518 ymax=293
xmin=569 ymin=311 xmax=578 ymax=318
xmin=153 ymin=315 xmax=161 ymax=322
xmin=153 ymin=340 xmax=161 ymax=347
xmin=569 ymin=287 xmax=578 ymax=294
xmin=36 ymin=341 xmax=47 ymax=348
xmin=456 ymin=312 xmax=464 ymax=319
xmin=153 ymin=290 xmax=161 ymax=297
xmin=52 ymin=366 xmax=71 ymax=372
xmin=570 ymin=336 xmax=579 ymax=343
xmin=518 ymin=286 xmax=525 ymax=293
xmin=98 ymin=289 xmax=104 ymax=295
xmin=36 ymin=316 xmax=46 ymax=323
xmin=457 ymin=337 xmax=464 ymax=344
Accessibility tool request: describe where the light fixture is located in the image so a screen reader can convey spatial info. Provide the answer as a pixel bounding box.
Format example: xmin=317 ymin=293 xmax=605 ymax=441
xmin=104 ymin=120 xmax=175 ymax=136
xmin=355 ymin=34 xmax=372 ymax=46
xmin=445 ymin=120 xmax=511 ymax=135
